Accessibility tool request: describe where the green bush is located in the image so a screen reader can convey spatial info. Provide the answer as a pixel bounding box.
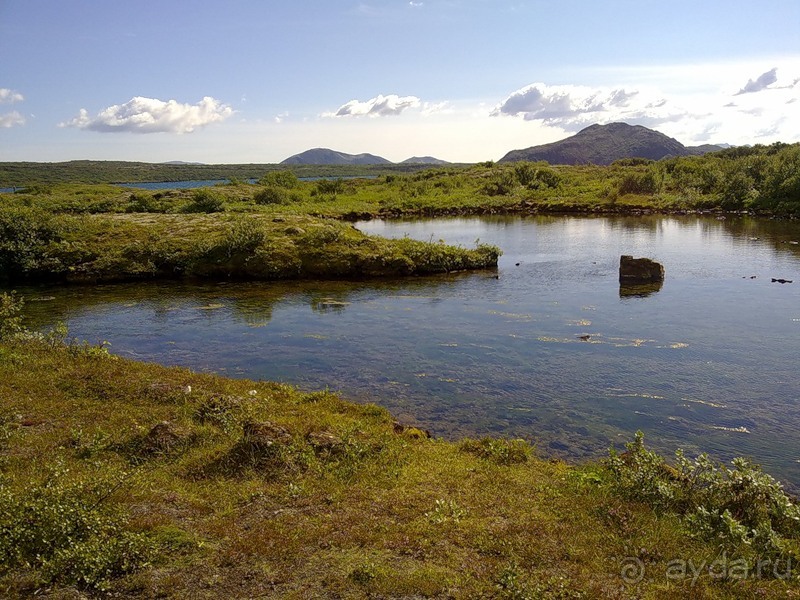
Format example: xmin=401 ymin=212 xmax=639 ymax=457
xmin=126 ymin=192 xmax=172 ymax=213
xmin=185 ymin=189 xmax=225 ymax=213
xmin=0 ymin=207 xmax=65 ymax=280
xmin=513 ymin=163 xmax=561 ymax=190
xmin=313 ymin=179 xmax=344 ymax=197
xmin=253 ymin=186 xmax=290 ymax=205
xmin=222 ymin=217 xmax=267 ymax=258
xmin=259 ymin=170 xmax=299 ymax=188
xmin=618 ymin=171 xmax=658 ymax=195
xmin=609 ymin=432 xmax=800 ymax=568
xmin=0 ymin=292 xmax=24 ymax=340
xmin=0 ymin=466 xmax=154 ymax=589
xmin=481 ymin=171 xmax=516 ymax=196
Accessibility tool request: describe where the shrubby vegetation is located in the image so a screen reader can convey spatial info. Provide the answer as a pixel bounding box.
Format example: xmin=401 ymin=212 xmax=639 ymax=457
xmin=2 ymin=143 xmax=799 ymax=221
xmin=609 ymin=432 xmax=800 ymax=570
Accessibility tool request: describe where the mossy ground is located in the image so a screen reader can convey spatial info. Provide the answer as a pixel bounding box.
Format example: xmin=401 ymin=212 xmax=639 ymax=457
xmin=1 ymin=338 xmax=798 ymax=598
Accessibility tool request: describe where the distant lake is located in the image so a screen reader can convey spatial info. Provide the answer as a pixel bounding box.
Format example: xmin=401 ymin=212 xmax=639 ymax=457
xmin=15 ymin=215 xmax=800 ymax=489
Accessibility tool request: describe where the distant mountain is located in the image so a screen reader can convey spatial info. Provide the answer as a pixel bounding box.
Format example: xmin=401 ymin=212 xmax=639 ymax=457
xmin=686 ymin=144 xmax=727 ymax=155
xmin=400 ymin=156 xmax=450 ymax=165
xmin=499 ymin=123 xmax=721 ymax=165
xmin=162 ymin=160 xmax=206 ymax=165
xmin=281 ymin=148 xmax=392 ymax=165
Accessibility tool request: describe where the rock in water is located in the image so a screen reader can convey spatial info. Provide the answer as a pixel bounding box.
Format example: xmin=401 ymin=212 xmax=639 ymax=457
xmin=619 ymin=255 xmax=665 ymax=284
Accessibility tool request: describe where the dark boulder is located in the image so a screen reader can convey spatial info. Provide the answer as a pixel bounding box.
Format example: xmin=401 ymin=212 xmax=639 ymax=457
xmin=619 ymin=255 xmax=665 ymax=284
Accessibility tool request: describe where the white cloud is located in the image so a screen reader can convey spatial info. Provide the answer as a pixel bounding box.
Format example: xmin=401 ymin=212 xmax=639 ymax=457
xmin=60 ymin=96 xmax=234 ymax=133
xmin=0 ymin=88 xmax=26 ymax=127
xmin=0 ymin=111 xmax=25 ymax=128
xmin=323 ymin=94 xmax=421 ymax=118
xmin=492 ymin=82 xmax=687 ymax=131
xmin=735 ymin=67 xmax=778 ymax=95
xmin=0 ymin=88 xmax=24 ymax=104
xmin=421 ymin=101 xmax=452 ymax=116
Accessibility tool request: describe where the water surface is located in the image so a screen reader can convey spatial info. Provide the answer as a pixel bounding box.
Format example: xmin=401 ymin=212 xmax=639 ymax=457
xmin=17 ymin=215 xmax=800 ymax=487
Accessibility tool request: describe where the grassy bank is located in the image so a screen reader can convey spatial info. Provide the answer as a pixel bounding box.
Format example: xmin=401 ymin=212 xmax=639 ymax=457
xmin=1 ymin=310 xmax=799 ymax=597
xmin=0 ymin=211 xmax=499 ymax=284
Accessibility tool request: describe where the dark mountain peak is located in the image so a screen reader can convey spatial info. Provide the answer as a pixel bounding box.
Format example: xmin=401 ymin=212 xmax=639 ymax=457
xmin=400 ymin=156 xmax=450 ymax=165
xmin=280 ymin=148 xmax=392 ymax=165
xmin=499 ymin=122 xmax=707 ymax=166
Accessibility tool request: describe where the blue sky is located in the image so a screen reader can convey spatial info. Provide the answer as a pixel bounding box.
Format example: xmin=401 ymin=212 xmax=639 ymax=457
xmin=1 ymin=0 xmax=799 ymax=163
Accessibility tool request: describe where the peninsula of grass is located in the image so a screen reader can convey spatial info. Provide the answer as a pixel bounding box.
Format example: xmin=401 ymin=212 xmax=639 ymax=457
xmin=0 ymin=210 xmax=499 ymax=284
xmin=1 ymin=308 xmax=799 ymax=597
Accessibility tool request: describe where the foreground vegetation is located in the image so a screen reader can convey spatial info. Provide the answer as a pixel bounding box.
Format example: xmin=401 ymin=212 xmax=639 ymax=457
xmin=1 ymin=295 xmax=799 ymax=598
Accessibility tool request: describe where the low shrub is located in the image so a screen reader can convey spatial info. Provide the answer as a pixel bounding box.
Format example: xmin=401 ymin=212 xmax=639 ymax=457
xmin=0 ymin=292 xmax=24 ymax=340
xmin=618 ymin=172 xmax=658 ymax=195
xmin=608 ymin=432 xmax=800 ymax=569
xmin=184 ymin=189 xmax=225 ymax=213
xmin=0 ymin=466 xmax=154 ymax=590
xmin=253 ymin=186 xmax=290 ymax=205
xmin=459 ymin=437 xmax=532 ymax=465
xmin=259 ymin=170 xmax=299 ymax=188
xmin=0 ymin=207 xmax=66 ymax=280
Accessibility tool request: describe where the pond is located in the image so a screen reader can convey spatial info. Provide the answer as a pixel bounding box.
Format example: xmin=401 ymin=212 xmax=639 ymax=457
xmin=16 ymin=215 xmax=800 ymax=488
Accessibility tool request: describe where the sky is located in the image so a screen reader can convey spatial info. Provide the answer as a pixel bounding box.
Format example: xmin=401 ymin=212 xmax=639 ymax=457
xmin=1 ymin=0 xmax=799 ymax=164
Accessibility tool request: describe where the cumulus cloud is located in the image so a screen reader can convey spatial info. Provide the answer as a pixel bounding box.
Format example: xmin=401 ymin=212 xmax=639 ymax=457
xmin=0 ymin=111 xmax=25 ymax=128
xmin=60 ymin=96 xmax=233 ymax=133
xmin=492 ymin=82 xmax=686 ymax=131
xmin=0 ymin=88 xmax=24 ymax=104
xmin=324 ymin=94 xmax=421 ymax=118
xmin=0 ymin=89 xmax=26 ymax=127
xmin=735 ymin=68 xmax=778 ymax=95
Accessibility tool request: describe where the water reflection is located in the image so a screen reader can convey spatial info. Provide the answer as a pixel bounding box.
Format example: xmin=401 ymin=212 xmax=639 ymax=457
xmin=619 ymin=281 xmax=664 ymax=298
xmin=12 ymin=214 xmax=800 ymax=490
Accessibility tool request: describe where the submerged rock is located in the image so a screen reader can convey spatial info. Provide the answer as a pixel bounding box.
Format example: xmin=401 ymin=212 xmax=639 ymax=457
xmin=619 ymin=255 xmax=665 ymax=284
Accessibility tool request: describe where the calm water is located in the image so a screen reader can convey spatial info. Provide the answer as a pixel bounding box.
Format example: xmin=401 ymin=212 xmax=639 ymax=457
xmin=16 ymin=215 xmax=800 ymax=487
